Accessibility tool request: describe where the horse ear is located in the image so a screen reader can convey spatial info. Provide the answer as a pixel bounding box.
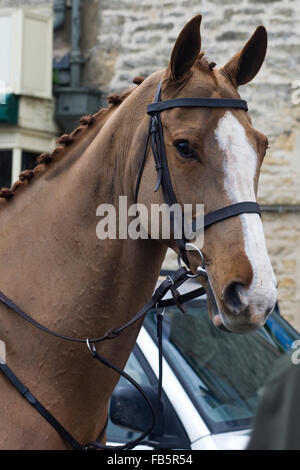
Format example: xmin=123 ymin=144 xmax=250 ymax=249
xmin=168 ymin=14 xmax=202 ymax=82
xmin=220 ymin=25 xmax=267 ymax=86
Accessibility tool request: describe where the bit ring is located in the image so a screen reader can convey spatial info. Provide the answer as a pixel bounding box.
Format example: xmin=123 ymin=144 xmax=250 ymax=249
xmin=177 ymin=243 xmax=207 ymax=278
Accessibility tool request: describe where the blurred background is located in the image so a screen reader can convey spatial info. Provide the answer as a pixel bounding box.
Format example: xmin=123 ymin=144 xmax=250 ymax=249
xmin=0 ymin=0 xmax=299 ymax=328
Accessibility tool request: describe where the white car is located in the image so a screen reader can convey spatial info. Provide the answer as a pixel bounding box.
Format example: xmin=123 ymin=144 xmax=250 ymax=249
xmin=107 ymin=274 xmax=299 ymax=450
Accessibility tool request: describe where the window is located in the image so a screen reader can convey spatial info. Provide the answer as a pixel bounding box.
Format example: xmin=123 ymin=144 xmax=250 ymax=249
xmin=0 ymin=150 xmax=44 ymax=189
xmin=106 ymin=344 xmax=190 ymax=448
xmin=106 ymin=348 xmax=152 ymax=444
xmin=144 ymin=301 xmax=299 ymax=434
xmin=0 ymin=150 xmax=12 ymax=188
xmin=22 ymin=151 xmax=39 ymax=171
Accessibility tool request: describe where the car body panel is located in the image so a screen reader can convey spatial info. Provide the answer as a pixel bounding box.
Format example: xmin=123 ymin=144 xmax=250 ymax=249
xmin=192 ymin=430 xmax=251 ymax=450
xmin=136 ymin=327 xmax=210 ymax=443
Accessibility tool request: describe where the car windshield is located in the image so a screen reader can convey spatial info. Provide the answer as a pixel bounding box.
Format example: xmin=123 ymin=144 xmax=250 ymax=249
xmin=145 ymin=298 xmax=298 ymax=434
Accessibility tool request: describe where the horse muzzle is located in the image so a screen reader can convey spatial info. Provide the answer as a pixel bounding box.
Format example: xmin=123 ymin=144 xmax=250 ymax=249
xmin=204 ymin=272 xmax=277 ymax=334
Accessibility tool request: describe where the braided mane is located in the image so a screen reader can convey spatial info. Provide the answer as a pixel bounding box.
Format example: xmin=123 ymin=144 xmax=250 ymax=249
xmin=0 ymin=76 xmax=145 ymax=203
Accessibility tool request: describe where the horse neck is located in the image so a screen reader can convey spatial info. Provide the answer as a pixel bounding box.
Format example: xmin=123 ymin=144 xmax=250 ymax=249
xmin=0 ymin=74 xmax=167 ymax=448
xmin=0 ymin=71 xmax=166 ymax=333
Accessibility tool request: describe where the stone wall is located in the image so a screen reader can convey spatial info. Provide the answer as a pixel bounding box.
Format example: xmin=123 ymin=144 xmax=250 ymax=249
xmin=0 ymin=0 xmax=51 ymax=12
xmin=80 ymin=0 xmax=300 ymax=328
xmin=80 ymin=0 xmax=300 ymax=204
xmin=162 ymin=211 xmax=300 ymax=330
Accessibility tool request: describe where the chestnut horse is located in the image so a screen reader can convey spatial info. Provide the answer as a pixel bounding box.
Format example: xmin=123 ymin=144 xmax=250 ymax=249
xmin=0 ymin=15 xmax=277 ymax=449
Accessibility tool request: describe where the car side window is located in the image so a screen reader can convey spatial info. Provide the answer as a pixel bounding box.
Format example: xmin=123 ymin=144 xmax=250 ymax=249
xmin=118 ymin=351 xmax=152 ymax=388
xmin=106 ymin=349 xmax=153 ymax=444
xmin=106 ymin=345 xmax=190 ymax=449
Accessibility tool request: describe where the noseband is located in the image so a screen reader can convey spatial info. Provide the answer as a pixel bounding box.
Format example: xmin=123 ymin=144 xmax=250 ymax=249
xmin=135 ymin=80 xmax=260 ymax=266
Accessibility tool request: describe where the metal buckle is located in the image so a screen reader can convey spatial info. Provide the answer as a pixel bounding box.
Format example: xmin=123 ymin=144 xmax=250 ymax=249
xmin=0 ymin=340 xmax=6 ymax=365
xmin=177 ymin=243 xmax=207 ymax=279
xmin=155 ymin=302 xmax=166 ymax=318
xmin=86 ymin=338 xmax=97 ymax=357
xmin=150 ymin=115 xmax=159 ymax=133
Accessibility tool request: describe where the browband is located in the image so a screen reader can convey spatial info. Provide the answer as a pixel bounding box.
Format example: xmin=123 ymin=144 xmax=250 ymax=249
xmin=147 ymin=98 xmax=248 ymax=114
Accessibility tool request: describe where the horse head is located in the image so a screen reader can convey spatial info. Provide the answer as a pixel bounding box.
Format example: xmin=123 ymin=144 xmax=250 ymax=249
xmin=136 ymin=15 xmax=277 ymax=334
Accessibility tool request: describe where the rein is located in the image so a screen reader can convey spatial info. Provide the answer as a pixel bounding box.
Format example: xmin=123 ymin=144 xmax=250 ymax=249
xmin=0 ymin=79 xmax=261 ymax=450
xmin=0 ymin=266 xmax=204 ymax=450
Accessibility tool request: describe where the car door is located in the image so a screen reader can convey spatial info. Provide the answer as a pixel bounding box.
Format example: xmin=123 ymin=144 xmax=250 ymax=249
xmin=106 ymin=343 xmax=191 ymax=449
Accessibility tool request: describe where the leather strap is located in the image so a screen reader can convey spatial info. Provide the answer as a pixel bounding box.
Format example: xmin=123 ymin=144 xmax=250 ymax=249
xmin=0 ymin=267 xmax=193 ymax=345
xmin=192 ymin=201 xmax=261 ymax=233
xmin=0 ymin=267 xmax=204 ymax=450
xmin=0 ymin=362 xmax=82 ymax=450
xmin=157 ymin=286 xmax=206 ymax=308
xmin=148 ymin=97 xmax=248 ymax=114
xmin=148 ymin=82 xmax=190 ymax=265
xmin=134 ymin=118 xmax=152 ymax=203
xmin=83 ymin=344 xmax=159 ymax=451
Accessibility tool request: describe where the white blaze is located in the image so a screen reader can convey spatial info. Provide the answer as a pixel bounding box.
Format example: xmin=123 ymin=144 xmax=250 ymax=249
xmin=215 ymin=111 xmax=277 ymax=317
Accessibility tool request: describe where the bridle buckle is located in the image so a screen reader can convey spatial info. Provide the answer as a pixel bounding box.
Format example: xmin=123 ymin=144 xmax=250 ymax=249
xmin=86 ymin=338 xmax=97 ymax=357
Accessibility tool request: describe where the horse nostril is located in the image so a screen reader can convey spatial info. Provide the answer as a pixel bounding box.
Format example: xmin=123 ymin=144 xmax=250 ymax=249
xmin=223 ymin=281 xmax=247 ymax=315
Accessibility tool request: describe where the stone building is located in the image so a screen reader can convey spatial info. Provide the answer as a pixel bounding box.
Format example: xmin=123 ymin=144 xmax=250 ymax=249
xmin=0 ymin=0 xmax=299 ymax=328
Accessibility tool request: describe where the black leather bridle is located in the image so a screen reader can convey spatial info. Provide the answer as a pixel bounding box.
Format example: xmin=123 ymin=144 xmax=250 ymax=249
xmin=0 ymin=80 xmax=262 ymax=450
xmin=135 ymin=80 xmax=260 ymax=266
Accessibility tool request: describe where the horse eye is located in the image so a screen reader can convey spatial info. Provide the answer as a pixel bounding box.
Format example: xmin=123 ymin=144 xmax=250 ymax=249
xmin=174 ymin=140 xmax=195 ymax=159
